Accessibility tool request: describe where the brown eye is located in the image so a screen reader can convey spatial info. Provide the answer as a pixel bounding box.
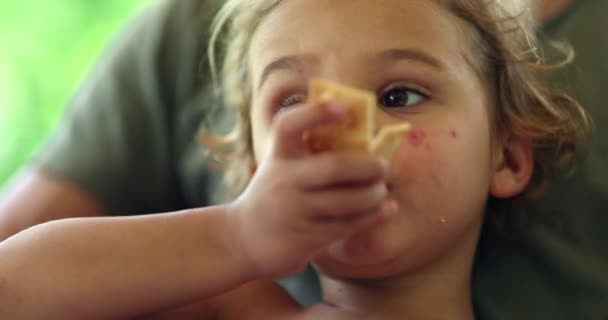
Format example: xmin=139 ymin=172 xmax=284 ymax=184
xmin=379 ymin=86 xmax=426 ymax=108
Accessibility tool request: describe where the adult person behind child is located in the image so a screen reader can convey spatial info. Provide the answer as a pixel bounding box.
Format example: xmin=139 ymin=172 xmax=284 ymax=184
xmin=0 ymin=0 xmax=605 ymax=319
xmin=473 ymin=0 xmax=608 ymax=318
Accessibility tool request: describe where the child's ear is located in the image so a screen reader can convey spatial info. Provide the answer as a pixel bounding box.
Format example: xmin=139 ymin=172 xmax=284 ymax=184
xmin=490 ymin=138 xmax=533 ymax=198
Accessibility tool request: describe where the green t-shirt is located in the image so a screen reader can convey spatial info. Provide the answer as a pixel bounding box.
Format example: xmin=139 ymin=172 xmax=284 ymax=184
xmin=34 ymin=0 xmax=607 ymax=318
xmin=37 ymin=0 xmax=225 ymax=214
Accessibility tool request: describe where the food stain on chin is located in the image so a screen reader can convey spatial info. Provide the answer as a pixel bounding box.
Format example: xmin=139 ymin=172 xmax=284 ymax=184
xmin=407 ymin=129 xmax=427 ymax=148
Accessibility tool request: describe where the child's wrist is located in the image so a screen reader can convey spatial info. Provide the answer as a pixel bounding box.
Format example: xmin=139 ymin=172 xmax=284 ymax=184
xmin=220 ymin=202 xmax=264 ymax=282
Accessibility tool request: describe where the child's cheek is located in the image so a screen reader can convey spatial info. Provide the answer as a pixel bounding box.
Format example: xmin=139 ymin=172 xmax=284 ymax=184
xmin=403 ymin=127 xmax=460 ymax=150
xmin=405 ymin=128 xmax=431 ymax=150
xmin=390 ymin=128 xmax=459 ymax=213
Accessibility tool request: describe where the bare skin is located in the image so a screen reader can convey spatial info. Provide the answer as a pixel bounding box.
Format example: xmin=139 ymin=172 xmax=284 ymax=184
xmin=0 ymin=170 xmax=106 ymax=241
xmin=535 ymin=0 xmax=574 ymax=23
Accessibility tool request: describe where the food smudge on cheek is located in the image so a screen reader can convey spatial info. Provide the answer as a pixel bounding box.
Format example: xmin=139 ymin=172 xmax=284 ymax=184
xmin=406 ymin=129 xmax=427 ymax=148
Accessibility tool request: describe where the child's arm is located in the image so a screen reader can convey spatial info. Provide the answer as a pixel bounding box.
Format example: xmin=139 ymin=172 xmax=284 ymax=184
xmin=0 ymin=101 xmax=393 ymax=319
xmin=0 ymin=205 xmax=256 ymax=319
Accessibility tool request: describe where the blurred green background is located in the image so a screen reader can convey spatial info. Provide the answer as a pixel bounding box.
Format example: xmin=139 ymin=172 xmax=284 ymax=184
xmin=0 ymin=0 xmax=148 ymax=186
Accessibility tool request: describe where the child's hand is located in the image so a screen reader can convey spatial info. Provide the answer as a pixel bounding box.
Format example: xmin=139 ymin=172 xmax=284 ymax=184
xmin=227 ymin=102 xmax=398 ymax=279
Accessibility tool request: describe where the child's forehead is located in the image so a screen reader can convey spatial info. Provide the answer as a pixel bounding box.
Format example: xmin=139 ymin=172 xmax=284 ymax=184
xmin=255 ymin=0 xmax=457 ymax=39
xmin=250 ymin=0 xmax=472 ymax=75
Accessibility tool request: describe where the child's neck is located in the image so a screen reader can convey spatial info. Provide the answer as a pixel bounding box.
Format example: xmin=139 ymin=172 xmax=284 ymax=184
xmin=321 ymin=276 xmax=474 ymax=320
xmin=318 ymin=225 xmax=480 ymax=320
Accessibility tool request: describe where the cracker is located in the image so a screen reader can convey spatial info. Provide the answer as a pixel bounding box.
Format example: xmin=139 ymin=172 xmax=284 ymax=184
xmin=304 ymin=79 xmax=375 ymax=153
xmin=304 ymin=79 xmax=411 ymax=162
xmin=370 ymin=123 xmax=411 ymax=161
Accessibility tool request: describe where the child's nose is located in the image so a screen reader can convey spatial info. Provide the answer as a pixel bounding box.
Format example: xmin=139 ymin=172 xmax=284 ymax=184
xmin=317 ymin=55 xmax=369 ymax=90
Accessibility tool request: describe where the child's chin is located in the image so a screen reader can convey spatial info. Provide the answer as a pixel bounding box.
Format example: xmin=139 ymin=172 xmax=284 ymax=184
xmin=329 ymin=234 xmax=389 ymax=264
xmin=312 ymin=254 xmax=403 ymax=280
xmin=312 ymin=231 xmax=405 ymax=278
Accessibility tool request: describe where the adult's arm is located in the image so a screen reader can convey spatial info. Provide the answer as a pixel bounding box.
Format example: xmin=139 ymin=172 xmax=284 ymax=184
xmin=0 ymin=170 xmax=106 ymax=241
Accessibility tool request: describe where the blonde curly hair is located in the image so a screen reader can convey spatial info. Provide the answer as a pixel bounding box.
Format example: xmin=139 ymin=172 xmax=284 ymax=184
xmin=202 ymin=0 xmax=589 ymax=235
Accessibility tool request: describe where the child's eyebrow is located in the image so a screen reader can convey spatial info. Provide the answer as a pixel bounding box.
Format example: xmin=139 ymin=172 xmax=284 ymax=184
xmin=257 ymin=48 xmax=444 ymax=91
xmin=257 ymin=54 xmax=317 ymax=91
xmin=376 ymin=48 xmax=445 ymax=71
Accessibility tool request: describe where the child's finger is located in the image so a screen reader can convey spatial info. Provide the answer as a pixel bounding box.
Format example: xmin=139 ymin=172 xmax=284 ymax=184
xmin=305 ymin=182 xmax=388 ymax=220
xmin=295 ymin=152 xmax=388 ymax=189
xmin=326 ymin=199 xmax=399 ymax=234
xmin=272 ymin=102 xmax=345 ymax=158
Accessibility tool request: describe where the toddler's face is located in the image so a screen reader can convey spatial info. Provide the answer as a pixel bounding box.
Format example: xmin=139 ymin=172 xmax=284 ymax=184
xmin=248 ymin=0 xmax=502 ymax=278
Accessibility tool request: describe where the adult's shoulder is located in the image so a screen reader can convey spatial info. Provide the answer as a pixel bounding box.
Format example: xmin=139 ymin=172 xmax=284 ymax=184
xmin=106 ymin=0 xmax=223 ymax=101
xmin=32 ymin=0 xmax=225 ymax=214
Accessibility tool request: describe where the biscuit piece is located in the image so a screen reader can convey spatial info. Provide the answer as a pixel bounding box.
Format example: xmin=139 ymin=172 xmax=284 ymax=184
xmin=304 ymin=79 xmax=411 ymax=162
xmin=304 ymin=79 xmax=375 ymax=153
xmin=370 ymin=123 xmax=411 ymax=161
